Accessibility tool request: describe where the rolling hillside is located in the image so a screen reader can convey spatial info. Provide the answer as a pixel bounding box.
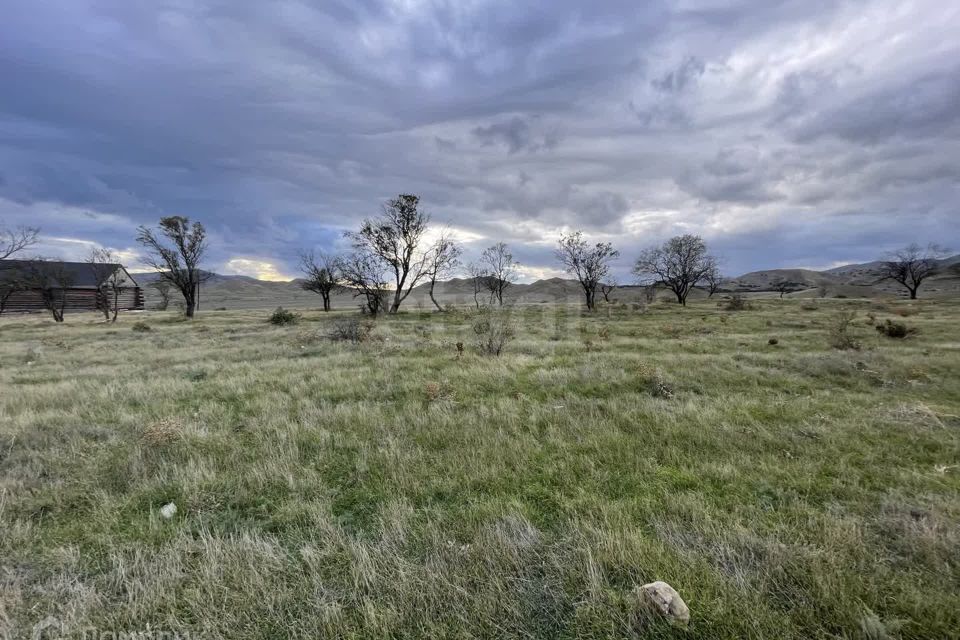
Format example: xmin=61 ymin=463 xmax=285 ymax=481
xmin=130 ymin=255 xmax=960 ymax=309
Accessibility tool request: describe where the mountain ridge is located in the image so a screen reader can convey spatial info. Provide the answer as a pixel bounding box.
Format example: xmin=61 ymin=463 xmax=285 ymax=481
xmin=130 ymin=254 xmax=960 ymax=309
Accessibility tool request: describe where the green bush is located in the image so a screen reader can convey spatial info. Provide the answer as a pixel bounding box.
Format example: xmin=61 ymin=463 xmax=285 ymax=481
xmin=875 ymin=319 xmax=916 ymax=339
xmin=131 ymin=321 xmax=152 ymax=333
xmin=829 ymin=310 xmax=860 ymax=350
xmin=269 ymin=307 xmax=299 ymax=326
xmin=472 ymin=308 xmax=515 ymax=356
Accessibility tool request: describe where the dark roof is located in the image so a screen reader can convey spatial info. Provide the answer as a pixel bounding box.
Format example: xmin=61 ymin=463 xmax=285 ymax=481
xmin=0 ymin=260 xmax=139 ymax=288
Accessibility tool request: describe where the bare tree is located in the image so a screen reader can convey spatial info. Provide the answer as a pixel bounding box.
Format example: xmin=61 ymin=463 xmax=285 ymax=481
xmin=425 ymin=231 xmax=462 ymax=311
xmin=136 ymin=216 xmax=208 ymax=318
xmin=19 ymin=260 xmax=72 ymax=322
xmin=633 ymin=235 xmax=717 ymax=306
xmin=467 ymin=262 xmax=486 ymax=308
xmin=347 ymin=194 xmax=430 ymax=314
xmin=1 ymin=222 xmax=39 ymax=260
xmin=773 ymin=278 xmax=791 ymax=299
xmin=480 ymin=242 xmax=517 ymax=306
xmin=704 ymin=267 xmax=723 ymax=298
xmin=0 ymin=262 xmax=28 ymax=315
xmin=151 ymin=280 xmax=172 ymax=310
xmin=88 ymin=248 xmax=128 ymax=322
xmin=600 ymin=276 xmax=618 ymax=303
xmin=555 ymin=231 xmax=619 ymax=311
xmin=298 ymin=250 xmax=341 ymax=312
xmin=877 ymin=243 xmax=950 ymax=299
xmin=643 ymin=284 xmax=657 ymax=304
xmin=339 ymin=251 xmax=390 ymax=316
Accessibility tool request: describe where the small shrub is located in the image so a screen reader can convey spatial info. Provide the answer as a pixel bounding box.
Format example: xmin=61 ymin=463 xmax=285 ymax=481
xmin=23 ymin=345 xmax=44 ymax=364
xmin=768 ymin=338 xmax=779 ymax=345
xmin=858 ymin=610 xmax=902 ymax=640
xmin=649 ymin=374 xmax=674 ymax=398
xmin=660 ymin=324 xmax=683 ymax=338
xmin=423 ymin=381 xmax=453 ymax=402
xmin=269 ymin=307 xmax=299 ymax=326
xmin=186 ymin=370 xmax=208 ymax=382
xmin=142 ymin=418 xmax=183 ymax=446
xmin=800 ymin=302 xmax=819 ymax=311
xmin=829 ymin=310 xmax=861 ymax=350
xmin=597 ymin=326 xmax=610 ymax=341
xmin=328 ymin=317 xmax=375 ymax=343
xmin=131 ymin=321 xmax=152 ymax=333
xmin=722 ymin=294 xmax=751 ymax=311
xmin=472 ymin=308 xmax=515 ymax=356
xmin=875 ymin=319 xmax=916 ymax=339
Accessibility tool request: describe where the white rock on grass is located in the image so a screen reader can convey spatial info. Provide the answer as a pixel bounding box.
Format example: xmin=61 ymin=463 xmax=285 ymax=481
xmin=159 ymin=502 xmax=178 ymax=519
xmin=637 ymin=581 xmax=690 ymax=625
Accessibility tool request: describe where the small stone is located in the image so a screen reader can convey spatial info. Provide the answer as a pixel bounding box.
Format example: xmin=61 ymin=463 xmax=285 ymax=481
xmin=638 ymin=581 xmax=690 ymax=625
xmin=159 ymin=502 xmax=178 ymax=519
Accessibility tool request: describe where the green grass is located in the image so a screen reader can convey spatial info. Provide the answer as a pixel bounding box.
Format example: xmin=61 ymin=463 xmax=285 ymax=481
xmin=1 ymin=299 xmax=958 ymax=639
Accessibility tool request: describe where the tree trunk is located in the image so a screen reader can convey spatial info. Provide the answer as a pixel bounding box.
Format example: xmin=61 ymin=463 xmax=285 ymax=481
xmin=322 ymin=293 xmax=331 ymax=312
xmin=390 ymin=285 xmax=404 ymax=314
xmin=429 ymin=280 xmax=443 ymax=311
xmin=111 ymin=288 xmax=120 ymax=322
xmin=908 ymin=287 xmax=918 ymax=300
xmin=675 ymin=290 xmax=685 ymax=305
xmin=185 ymin=301 xmax=195 ymax=318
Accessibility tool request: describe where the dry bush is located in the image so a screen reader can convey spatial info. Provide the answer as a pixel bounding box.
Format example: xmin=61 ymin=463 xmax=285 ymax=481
xmin=800 ymin=302 xmax=819 ymax=311
xmin=722 ymin=294 xmax=751 ymax=311
xmin=142 ymin=418 xmax=183 ymax=446
xmin=328 ymin=317 xmax=375 ymax=343
xmin=472 ymin=308 xmax=515 ymax=356
xmin=649 ymin=373 xmax=674 ymax=398
xmin=131 ymin=321 xmax=152 ymax=332
xmin=660 ymin=324 xmax=683 ymax=339
xmin=875 ymin=319 xmax=917 ymax=339
xmin=423 ymin=380 xmax=454 ymax=402
xmin=829 ymin=310 xmax=861 ymax=350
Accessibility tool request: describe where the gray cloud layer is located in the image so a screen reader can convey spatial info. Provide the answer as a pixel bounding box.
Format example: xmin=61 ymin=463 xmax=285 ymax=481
xmin=1 ymin=0 xmax=957 ymax=279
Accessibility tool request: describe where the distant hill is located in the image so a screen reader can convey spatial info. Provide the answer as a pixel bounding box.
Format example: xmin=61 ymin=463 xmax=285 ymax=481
xmin=130 ymin=254 xmax=960 ymax=309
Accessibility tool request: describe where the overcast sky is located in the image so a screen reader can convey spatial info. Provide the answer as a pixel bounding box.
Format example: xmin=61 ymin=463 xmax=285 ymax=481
xmin=1 ymin=0 xmax=957 ymax=281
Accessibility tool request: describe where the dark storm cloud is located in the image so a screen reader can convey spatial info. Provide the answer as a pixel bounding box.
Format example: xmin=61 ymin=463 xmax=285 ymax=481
xmin=792 ymin=68 xmax=960 ymax=144
xmin=0 ymin=0 xmax=957 ymax=280
xmin=471 ymin=116 xmax=560 ymax=154
xmin=652 ymin=57 xmax=705 ymax=93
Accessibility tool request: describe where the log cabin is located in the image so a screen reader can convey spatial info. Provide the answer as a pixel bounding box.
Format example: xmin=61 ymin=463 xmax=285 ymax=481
xmin=0 ymin=259 xmax=144 ymax=315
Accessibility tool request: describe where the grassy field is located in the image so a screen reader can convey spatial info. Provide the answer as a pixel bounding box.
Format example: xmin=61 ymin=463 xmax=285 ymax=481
xmin=1 ymin=298 xmax=958 ymax=639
